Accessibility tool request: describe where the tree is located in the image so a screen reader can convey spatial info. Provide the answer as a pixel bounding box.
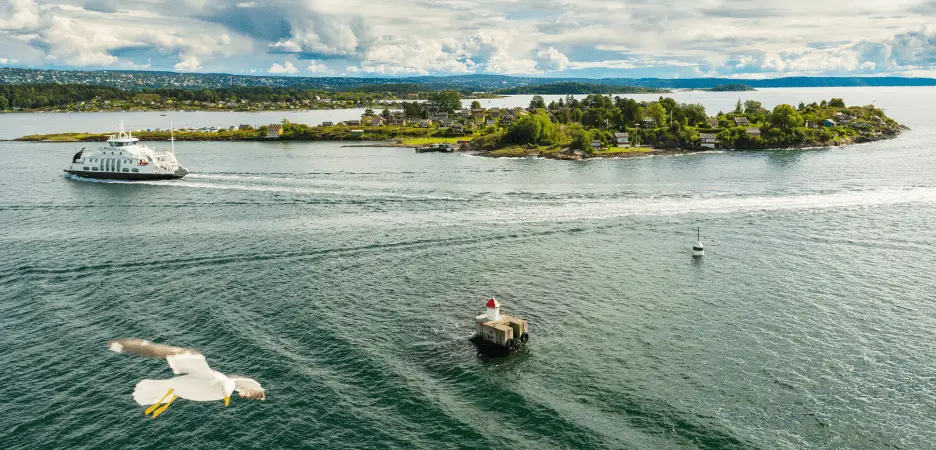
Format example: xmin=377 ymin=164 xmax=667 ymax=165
xmin=427 ymin=90 xmax=462 ymax=114
xmin=768 ymin=104 xmax=804 ymax=131
xmin=529 ymin=95 xmax=546 ymax=109
xmin=381 ymin=109 xmax=390 ymax=119
xmin=734 ymin=98 xmax=743 ymax=114
xmin=401 ymin=101 xmax=424 ymax=119
xmin=681 ymin=103 xmax=707 ymax=126
xmin=743 ymin=100 xmax=764 ymax=115
xmin=829 ymin=98 xmax=846 ymax=108
xmin=570 ymin=129 xmax=594 ymax=152
xmin=0 ymin=95 xmax=8 ymax=110
xmin=470 ymin=100 xmax=481 ymax=109
xmin=364 ymin=108 xmax=375 ymax=116
xmin=504 ymin=113 xmax=557 ymax=145
xmin=648 ymin=102 xmax=666 ymax=127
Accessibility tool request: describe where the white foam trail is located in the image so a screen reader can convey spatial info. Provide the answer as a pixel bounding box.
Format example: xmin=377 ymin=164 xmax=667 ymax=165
xmin=461 ymin=187 xmax=936 ymax=224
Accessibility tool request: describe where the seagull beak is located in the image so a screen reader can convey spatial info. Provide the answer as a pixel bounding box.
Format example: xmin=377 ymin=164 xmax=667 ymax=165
xmin=224 ymin=396 xmax=230 ymax=407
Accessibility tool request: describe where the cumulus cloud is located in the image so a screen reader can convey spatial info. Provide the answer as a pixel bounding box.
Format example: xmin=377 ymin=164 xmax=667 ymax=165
xmin=174 ymin=54 xmax=200 ymax=71
xmin=1 ymin=0 xmax=936 ymax=77
xmin=306 ymin=60 xmax=328 ymax=73
xmin=534 ymin=47 xmax=569 ymax=71
xmin=0 ymin=57 xmax=19 ymax=64
xmin=0 ymin=0 xmax=42 ymax=32
xmin=268 ymin=60 xmax=298 ymax=74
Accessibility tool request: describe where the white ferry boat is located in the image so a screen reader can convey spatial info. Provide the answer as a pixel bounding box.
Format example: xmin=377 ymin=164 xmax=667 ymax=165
xmin=64 ymin=122 xmax=188 ymax=180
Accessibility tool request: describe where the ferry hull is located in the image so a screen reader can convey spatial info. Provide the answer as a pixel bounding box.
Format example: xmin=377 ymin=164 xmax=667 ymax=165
xmin=64 ymin=169 xmax=187 ymax=180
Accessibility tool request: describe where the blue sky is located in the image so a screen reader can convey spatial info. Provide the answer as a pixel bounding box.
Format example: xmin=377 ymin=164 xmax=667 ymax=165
xmin=1 ymin=0 xmax=935 ymax=78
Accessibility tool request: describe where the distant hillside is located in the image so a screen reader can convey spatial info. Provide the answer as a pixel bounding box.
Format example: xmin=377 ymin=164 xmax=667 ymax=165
xmin=1 ymin=68 xmax=936 ymax=91
xmin=492 ymin=82 xmax=667 ymax=95
xmin=707 ymin=84 xmax=756 ymax=92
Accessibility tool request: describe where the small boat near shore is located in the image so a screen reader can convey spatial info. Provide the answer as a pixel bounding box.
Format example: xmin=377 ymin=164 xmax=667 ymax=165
xmin=64 ymin=122 xmax=188 ymax=180
xmin=415 ymin=143 xmax=454 ymax=153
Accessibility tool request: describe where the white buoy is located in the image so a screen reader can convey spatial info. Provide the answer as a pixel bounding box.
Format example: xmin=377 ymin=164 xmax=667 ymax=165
xmin=693 ymin=227 xmax=704 ymax=257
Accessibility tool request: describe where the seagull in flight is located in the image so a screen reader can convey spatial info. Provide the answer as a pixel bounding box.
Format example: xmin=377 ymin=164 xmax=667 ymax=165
xmin=109 ymin=338 xmax=266 ymax=418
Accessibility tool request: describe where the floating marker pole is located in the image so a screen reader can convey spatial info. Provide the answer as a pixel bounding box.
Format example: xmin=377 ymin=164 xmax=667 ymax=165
xmin=693 ymin=227 xmax=704 ymax=257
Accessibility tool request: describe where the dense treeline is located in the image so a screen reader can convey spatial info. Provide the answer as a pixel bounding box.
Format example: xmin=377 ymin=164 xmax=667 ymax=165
xmin=0 ymin=83 xmax=449 ymax=110
xmin=492 ymin=82 xmax=667 ymax=95
xmin=707 ymin=84 xmax=755 ymax=91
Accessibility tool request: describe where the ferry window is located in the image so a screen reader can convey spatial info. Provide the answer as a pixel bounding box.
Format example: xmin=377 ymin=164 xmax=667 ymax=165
xmin=131 ymin=168 xmax=139 ymax=172
xmin=123 ymin=168 xmax=129 ymax=172
xmin=83 ymin=167 xmax=89 ymax=170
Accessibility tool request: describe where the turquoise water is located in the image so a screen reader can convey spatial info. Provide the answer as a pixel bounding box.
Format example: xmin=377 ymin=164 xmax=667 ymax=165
xmin=1 ymin=90 xmax=935 ymax=448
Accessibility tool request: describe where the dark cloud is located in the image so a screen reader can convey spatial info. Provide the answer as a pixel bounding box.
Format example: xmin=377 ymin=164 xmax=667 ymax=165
xmin=889 ymin=30 xmax=936 ymax=65
xmin=84 ymin=0 xmax=117 ymax=13
xmin=198 ymin=6 xmax=293 ymax=43
xmin=698 ymin=8 xmax=786 ymax=18
xmin=908 ymin=0 xmax=936 ymax=14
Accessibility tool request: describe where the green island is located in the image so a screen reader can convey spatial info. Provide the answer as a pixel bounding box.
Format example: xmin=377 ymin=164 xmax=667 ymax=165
xmin=706 ymin=84 xmax=756 ymax=92
xmin=491 ymin=82 xmax=668 ymax=95
xmin=17 ymin=95 xmax=905 ymax=160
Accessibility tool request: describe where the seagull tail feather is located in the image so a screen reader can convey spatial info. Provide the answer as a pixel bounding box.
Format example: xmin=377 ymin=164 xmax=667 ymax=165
xmin=133 ymin=379 xmax=177 ymax=406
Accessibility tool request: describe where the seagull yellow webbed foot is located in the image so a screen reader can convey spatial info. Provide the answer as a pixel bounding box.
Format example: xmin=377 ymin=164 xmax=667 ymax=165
xmin=151 ymin=394 xmax=178 ymax=418
xmin=224 ymin=396 xmax=230 ymax=407
xmin=144 ymin=389 xmax=175 ymax=415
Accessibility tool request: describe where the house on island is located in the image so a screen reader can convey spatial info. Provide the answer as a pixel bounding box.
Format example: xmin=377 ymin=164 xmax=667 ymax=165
xmin=321 ymin=121 xmax=334 ymax=127
xmin=641 ymin=118 xmax=656 ymax=128
xmin=485 ymin=119 xmax=497 ymax=127
xmin=347 ymin=119 xmax=361 ymax=126
xmin=500 ymin=114 xmax=515 ymax=126
xmin=417 ymin=119 xmax=432 ymax=128
xmin=733 ymin=117 xmax=749 ymax=126
xmin=266 ymin=124 xmax=283 ymax=138
xmin=238 ymin=124 xmax=253 ymax=130
xmin=406 ymin=93 xmax=419 ymax=99
xmin=745 ymin=127 xmax=761 ymax=136
xmin=823 ymin=118 xmax=836 ymax=127
xmin=706 ymin=117 xmax=719 ymax=128
xmin=614 ymin=132 xmax=630 ymax=146
xmin=350 ymin=129 xmax=364 ymax=137
xmin=590 ymin=140 xmax=603 ymax=150
xmin=368 ymin=117 xmax=384 ymax=127
xmin=700 ymin=133 xmax=717 ymax=149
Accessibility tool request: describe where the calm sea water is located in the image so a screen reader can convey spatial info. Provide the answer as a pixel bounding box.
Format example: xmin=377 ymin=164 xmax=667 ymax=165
xmin=1 ymin=89 xmax=935 ymax=449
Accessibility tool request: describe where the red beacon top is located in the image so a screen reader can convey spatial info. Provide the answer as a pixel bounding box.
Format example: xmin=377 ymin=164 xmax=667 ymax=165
xmin=486 ymin=298 xmax=501 ymax=308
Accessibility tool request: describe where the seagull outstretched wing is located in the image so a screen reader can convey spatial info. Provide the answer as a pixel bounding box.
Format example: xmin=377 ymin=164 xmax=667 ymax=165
xmin=109 ymin=338 xmax=213 ymax=377
xmin=229 ymin=376 xmax=266 ymax=400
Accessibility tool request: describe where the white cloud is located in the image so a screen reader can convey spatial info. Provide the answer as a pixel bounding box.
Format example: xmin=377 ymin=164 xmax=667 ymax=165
xmin=534 ymin=47 xmax=569 ymax=71
xmin=174 ymin=54 xmax=200 ymax=71
xmin=236 ymin=2 xmax=256 ymax=7
xmin=0 ymin=0 xmax=42 ymax=32
xmin=268 ymin=61 xmax=298 ymax=74
xmin=0 ymin=57 xmax=19 ymax=64
xmin=306 ymin=60 xmax=328 ymax=73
